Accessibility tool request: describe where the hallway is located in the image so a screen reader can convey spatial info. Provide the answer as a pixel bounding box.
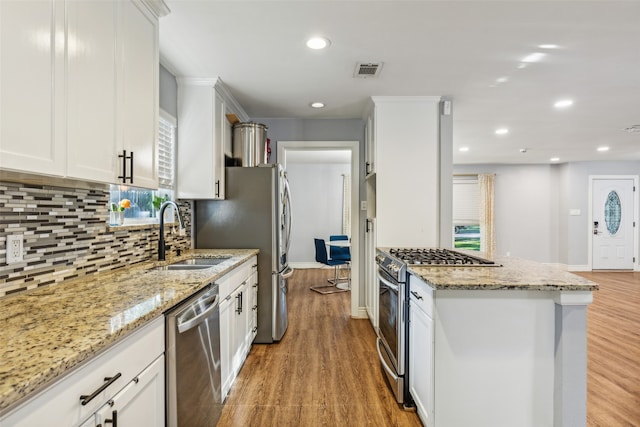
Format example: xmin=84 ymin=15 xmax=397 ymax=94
xmin=217 ymin=268 xmax=422 ymax=426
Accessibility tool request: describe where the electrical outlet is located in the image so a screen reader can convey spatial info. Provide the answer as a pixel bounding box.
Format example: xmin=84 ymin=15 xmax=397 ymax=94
xmin=360 ymin=201 xmax=368 ymax=211
xmin=7 ymin=234 xmax=24 ymax=264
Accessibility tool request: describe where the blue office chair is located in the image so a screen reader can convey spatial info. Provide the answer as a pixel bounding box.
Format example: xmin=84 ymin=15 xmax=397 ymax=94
xmin=311 ymin=238 xmax=349 ymax=294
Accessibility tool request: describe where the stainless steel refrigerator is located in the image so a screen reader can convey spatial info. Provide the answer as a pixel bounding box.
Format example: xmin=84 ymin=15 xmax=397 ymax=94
xmin=195 ymin=164 xmax=292 ymax=343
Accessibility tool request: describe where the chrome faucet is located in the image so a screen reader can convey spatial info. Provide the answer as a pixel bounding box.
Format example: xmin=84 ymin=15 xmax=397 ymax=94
xmin=158 ymin=201 xmax=186 ymax=261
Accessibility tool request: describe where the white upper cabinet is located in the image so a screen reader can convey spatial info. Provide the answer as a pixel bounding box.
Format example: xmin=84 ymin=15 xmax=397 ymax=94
xmin=117 ymin=0 xmax=159 ymax=189
xmin=0 ymin=0 xmax=66 ymax=176
xmin=65 ymin=0 xmax=119 ymax=183
xmin=177 ymin=78 xmax=248 ymax=199
xmin=1 ymin=0 xmax=167 ymax=189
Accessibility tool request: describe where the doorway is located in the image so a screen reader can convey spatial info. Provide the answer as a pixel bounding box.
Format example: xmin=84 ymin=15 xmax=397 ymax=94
xmin=277 ymin=141 xmax=361 ymax=318
xmin=589 ymin=176 xmax=638 ymax=270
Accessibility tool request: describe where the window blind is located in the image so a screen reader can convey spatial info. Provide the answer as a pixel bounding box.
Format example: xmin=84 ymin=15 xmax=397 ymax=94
xmin=158 ymin=110 xmax=176 ymax=189
xmin=453 ymin=177 xmax=479 ymax=225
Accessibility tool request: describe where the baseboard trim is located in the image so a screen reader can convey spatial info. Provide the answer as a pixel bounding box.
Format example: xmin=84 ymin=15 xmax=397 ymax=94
xmin=289 ymin=262 xmax=326 ymax=269
xmin=352 ymin=307 xmax=368 ymax=319
xmin=567 ymin=265 xmax=591 ymax=272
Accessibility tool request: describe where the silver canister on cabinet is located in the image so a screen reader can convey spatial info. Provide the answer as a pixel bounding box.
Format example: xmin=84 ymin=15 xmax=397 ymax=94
xmin=232 ymin=122 xmax=268 ymax=166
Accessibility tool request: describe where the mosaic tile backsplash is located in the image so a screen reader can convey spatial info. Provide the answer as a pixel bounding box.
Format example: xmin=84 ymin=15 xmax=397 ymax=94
xmin=0 ymin=181 xmax=192 ymax=297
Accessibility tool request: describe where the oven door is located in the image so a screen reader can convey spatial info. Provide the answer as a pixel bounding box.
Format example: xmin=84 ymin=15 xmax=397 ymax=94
xmin=376 ymin=266 xmax=405 ymax=402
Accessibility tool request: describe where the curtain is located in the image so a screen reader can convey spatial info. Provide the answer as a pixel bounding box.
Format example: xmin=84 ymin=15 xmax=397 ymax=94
xmin=342 ymin=174 xmax=351 ymax=235
xmin=478 ymin=174 xmax=495 ymax=256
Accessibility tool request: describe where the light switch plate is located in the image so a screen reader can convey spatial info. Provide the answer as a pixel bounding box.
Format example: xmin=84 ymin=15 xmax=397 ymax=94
xmin=7 ymin=234 xmax=24 ymax=263
xmin=569 ymin=209 xmax=581 ymax=216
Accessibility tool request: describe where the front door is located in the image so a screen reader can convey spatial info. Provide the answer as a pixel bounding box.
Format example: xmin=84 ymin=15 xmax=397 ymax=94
xmin=592 ymin=178 xmax=635 ymax=270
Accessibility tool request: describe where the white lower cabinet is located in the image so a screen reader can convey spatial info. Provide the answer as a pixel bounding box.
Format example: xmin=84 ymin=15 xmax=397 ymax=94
xmin=409 ymin=274 xmax=434 ymax=427
xmin=218 ymin=256 xmax=257 ymax=401
xmin=0 ymin=317 xmax=164 ymax=427
xmin=94 ymin=355 xmax=164 ymax=427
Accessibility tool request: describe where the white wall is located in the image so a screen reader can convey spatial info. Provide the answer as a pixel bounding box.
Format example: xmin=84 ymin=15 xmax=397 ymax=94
xmin=287 ymin=162 xmax=351 ymax=263
xmin=454 ymin=161 xmax=640 ymax=268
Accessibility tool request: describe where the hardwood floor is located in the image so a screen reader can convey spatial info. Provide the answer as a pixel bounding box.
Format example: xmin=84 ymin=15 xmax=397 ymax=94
xmin=576 ymin=271 xmax=640 ymax=427
xmin=218 ymin=269 xmax=640 ymax=426
xmin=218 ymin=268 xmax=422 ymax=427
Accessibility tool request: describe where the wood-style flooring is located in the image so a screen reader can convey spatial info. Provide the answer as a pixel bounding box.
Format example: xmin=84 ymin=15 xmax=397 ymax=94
xmin=218 ymin=269 xmax=640 ymax=426
xmin=217 ymin=268 xmax=422 ymax=427
xmin=577 ymin=271 xmax=640 ymax=427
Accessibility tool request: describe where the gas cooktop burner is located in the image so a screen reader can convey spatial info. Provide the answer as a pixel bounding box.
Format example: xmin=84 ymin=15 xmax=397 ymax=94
xmin=388 ymin=248 xmax=497 ymax=266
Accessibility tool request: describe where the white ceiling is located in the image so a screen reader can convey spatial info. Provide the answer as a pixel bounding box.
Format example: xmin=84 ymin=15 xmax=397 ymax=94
xmin=159 ymin=0 xmax=640 ymax=165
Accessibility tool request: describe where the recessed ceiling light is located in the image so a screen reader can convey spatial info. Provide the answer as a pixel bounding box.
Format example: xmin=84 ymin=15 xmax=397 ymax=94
xmin=495 ymin=128 xmax=509 ymax=135
xmin=459 ymin=147 xmax=469 ymax=152
xmin=496 ymin=76 xmax=509 ymax=83
xmin=310 ymin=102 xmax=325 ymax=108
xmin=550 ymin=157 xmax=560 ymax=162
xmin=306 ymin=37 xmax=331 ymax=50
xmin=554 ymin=99 xmax=574 ymax=108
xmin=521 ymin=52 xmax=546 ymax=63
xmin=538 ymin=44 xmax=559 ymax=49
xmin=597 ymin=146 xmax=610 ymax=152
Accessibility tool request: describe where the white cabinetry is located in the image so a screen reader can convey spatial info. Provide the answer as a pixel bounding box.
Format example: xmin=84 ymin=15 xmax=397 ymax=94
xmin=176 ymin=78 xmax=248 ymax=199
xmin=364 ymin=218 xmax=377 ymax=329
xmin=217 ymin=256 xmax=257 ymax=400
xmin=0 ymin=0 xmax=165 ymax=188
xmin=0 ymin=317 xmax=165 ymax=427
xmin=408 ymin=274 xmax=434 ymax=427
xmin=94 ymin=355 xmax=165 ymax=427
xmin=0 ymin=0 xmax=65 ymax=177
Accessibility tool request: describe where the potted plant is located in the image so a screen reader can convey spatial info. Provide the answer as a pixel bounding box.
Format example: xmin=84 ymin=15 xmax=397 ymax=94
xmin=152 ymin=194 xmax=169 ymax=218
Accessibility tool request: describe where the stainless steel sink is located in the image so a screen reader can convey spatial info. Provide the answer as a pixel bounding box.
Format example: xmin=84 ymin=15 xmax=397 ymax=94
xmin=151 ymin=257 xmax=232 ymax=271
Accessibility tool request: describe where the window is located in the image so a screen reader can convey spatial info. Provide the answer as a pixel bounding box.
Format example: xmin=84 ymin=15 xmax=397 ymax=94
xmin=453 ymin=176 xmax=480 ymax=251
xmin=109 ymin=109 xmax=176 ymax=225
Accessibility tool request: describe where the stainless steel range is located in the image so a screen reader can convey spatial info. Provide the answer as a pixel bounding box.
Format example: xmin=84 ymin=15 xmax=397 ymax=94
xmin=375 ymin=247 xmax=498 ymax=404
xmin=387 ymin=247 xmax=498 ymax=266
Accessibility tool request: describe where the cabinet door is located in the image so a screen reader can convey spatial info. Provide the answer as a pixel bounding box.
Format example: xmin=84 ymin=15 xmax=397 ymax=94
xmin=66 ymin=0 xmax=118 ymax=183
xmin=365 ymin=219 xmax=378 ymax=329
xmin=118 ymin=0 xmax=158 ymax=189
xmin=249 ymin=266 xmax=258 ymax=340
xmin=219 ymin=293 xmax=235 ymax=400
xmin=95 ymin=355 xmax=165 ymax=427
xmin=213 ymin=90 xmax=227 ymax=199
xmin=365 ymin=111 xmax=375 ymax=176
xmin=409 ymin=301 xmax=434 ymax=427
xmin=0 ymin=0 xmax=65 ymax=176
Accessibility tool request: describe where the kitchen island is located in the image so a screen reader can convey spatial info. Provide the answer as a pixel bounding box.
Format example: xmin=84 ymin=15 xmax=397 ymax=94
xmin=407 ymin=256 xmax=598 ymax=427
xmin=0 ymin=249 xmax=258 ymax=419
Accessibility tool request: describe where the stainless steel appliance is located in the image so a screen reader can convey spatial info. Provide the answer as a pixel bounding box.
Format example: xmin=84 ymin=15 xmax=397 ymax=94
xmin=375 ymin=249 xmax=409 ymax=404
xmin=195 ymin=164 xmax=293 ymax=343
xmin=166 ymin=283 xmax=221 ymax=427
xmin=375 ymin=247 xmax=499 ymax=404
xmin=231 ymin=122 xmax=267 ymax=166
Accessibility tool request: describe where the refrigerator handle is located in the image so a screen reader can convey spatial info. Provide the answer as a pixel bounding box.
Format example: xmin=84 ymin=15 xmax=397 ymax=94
xmin=283 ymin=177 xmax=293 ymax=254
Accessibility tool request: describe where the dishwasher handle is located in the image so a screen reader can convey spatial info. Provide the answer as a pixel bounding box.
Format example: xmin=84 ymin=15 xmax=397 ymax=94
xmin=177 ymin=293 xmax=219 ymax=334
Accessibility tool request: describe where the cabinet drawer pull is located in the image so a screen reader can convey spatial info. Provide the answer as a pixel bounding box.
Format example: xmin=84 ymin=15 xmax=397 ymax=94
xmin=215 ymin=180 xmax=220 ymax=197
xmin=410 ymin=291 xmax=423 ymax=300
xmin=105 ymin=410 xmax=118 ymax=426
xmin=252 ymin=326 xmax=258 ymax=333
xmin=79 ymin=373 xmax=122 ymax=405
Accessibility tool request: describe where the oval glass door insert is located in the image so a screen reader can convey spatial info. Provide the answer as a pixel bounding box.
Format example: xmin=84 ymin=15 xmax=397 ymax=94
xmin=604 ymin=191 xmax=622 ymax=235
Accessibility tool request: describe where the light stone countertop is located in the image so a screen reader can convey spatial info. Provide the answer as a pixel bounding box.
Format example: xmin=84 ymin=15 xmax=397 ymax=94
xmin=0 ymin=249 xmax=259 ymax=415
xmin=409 ymin=256 xmax=599 ymax=291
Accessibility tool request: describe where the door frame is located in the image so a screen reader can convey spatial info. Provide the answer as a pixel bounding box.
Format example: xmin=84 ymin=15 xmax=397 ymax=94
xmin=588 ymin=175 xmax=639 ymax=271
xmin=277 ymin=140 xmax=362 ymax=318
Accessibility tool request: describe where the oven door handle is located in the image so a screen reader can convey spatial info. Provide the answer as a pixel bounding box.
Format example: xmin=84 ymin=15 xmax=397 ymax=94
xmin=377 ymin=271 xmax=400 ymax=292
xmin=376 ymin=337 xmax=399 ymax=381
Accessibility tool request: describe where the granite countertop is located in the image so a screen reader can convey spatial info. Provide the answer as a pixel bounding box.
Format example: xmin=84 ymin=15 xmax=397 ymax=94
xmin=0 ymin=248 xmax=259 ymax=415
xmin=409 ymin=256 xmax=599 ymax=291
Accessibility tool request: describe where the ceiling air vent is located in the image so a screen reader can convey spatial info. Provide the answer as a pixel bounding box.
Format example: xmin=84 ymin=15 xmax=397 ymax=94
xmin=624 ymin=125 xmax=640 ymax=134
xmin=354 ymin=62 xmax=383 ymax=78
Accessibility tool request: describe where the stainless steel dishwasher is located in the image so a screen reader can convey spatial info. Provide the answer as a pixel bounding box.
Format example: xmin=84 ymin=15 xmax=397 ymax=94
xmin=166 ymin=283 xmax=222 ymax=427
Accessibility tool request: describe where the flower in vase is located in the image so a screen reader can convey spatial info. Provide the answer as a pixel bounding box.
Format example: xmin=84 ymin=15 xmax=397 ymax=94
xmin=111 ymin=199 xmax=131 ymax=212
